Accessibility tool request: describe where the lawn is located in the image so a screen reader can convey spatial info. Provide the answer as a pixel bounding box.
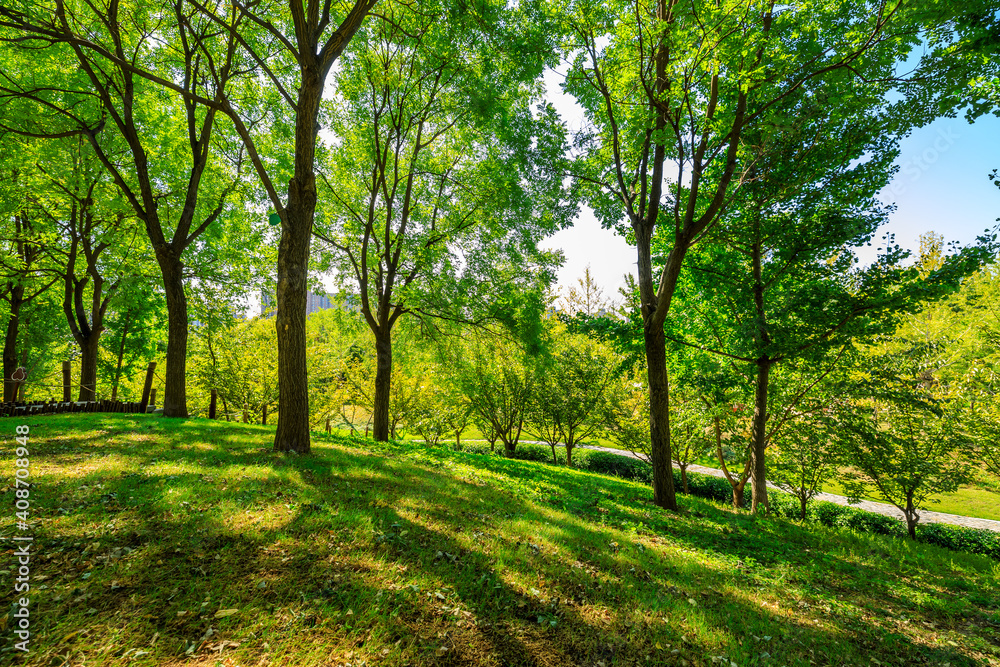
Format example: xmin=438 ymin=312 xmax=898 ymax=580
xmin=2 ymin=414 xmax=999 ymax=666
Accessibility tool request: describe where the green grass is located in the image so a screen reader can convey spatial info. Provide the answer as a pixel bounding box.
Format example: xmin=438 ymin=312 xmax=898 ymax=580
xmin=2 ymin=414 xmax=999 ymax=667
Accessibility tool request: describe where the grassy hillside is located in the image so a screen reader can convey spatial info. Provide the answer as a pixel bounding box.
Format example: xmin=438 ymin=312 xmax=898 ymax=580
xmin=2 ymin=415 xmax=998 ymax=666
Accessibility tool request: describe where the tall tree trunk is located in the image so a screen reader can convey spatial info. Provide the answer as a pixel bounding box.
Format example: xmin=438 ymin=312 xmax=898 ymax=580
xmin=274 ymin=68 xmax=322 ymax=454
xmin=3 ymin=285 xmax=23 ymax=403
xmin=372 ymin=328 xmax=392 ymax=441
xmin=750 ymin=358 xmax=771 ymax=513
xmin=159 ymin=256 xmax=189 ymax=417
xmin=644 ymin=324 xmax=678 ymax=510
xmin=77 ymin=334 xmax=100 ymax=401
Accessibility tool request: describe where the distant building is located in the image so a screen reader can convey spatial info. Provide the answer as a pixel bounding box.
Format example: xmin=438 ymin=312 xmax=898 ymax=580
xmin=261 ymin=291 xmax=335 ymax=318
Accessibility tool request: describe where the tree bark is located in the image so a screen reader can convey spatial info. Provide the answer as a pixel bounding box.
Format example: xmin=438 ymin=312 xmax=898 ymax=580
xmin=2 ymin=284 xmax=23 ymax=403
xmin=274 ymin=68 xmax=322 ymax=454
xmin=732 ymin=480 xmax=747 ymax=509
xmin=159 ymin=254 xmax=188 ymax=417
xmin=750 ymin=358 xmax=772 ymax=513
xmin=644 ymin=324 xmax=678 ymax=510
xmin=372 ymin=328 xmax=392 ymax=441
xmin=77 ymin=334 xmax=100 ymax=401
xmin=905 ymin=493 xmax=918 ymax=540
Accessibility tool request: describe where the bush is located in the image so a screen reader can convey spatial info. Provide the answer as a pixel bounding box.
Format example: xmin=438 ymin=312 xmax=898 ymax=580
xmin=580 ymin=451 xmax=653 ymax=483
xmin=916 ymin=522 xmax=1000 ymax=559
xmin=682 ymin=471 xmax=747 ymax=505
xmin=461 ymin=442 xmax=497 ymax=457
xmin=506 ymin=444 xmax=555 ymax=463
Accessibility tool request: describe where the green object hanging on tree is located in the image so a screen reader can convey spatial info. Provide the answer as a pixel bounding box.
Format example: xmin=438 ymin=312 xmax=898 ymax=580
xmin=268 ymin=212 xmax=281 ymax=226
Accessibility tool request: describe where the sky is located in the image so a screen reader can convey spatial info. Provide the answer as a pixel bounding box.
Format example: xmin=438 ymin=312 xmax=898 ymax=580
xmin=538 ymin=69 xmax=1000 ymax=300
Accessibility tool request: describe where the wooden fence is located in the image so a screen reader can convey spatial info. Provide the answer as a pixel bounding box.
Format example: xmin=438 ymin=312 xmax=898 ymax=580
xmin=0 ymin=399 xmax=151 ymax=417
xmin=2 ymin=360 xmax=158 ymax=418
xmin=1 ymin=364 xmax=256 ymax=422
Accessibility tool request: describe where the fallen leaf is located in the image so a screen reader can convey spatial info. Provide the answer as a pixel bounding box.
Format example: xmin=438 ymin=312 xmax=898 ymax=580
xmin=214 ymin=609 xmax=239 ymax=619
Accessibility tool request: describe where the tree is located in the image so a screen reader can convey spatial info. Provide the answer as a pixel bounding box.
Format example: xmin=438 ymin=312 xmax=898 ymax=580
xmin=31 ymin=138 xmax=145 ymax=401
xmin=457 ymin=336 xmax=534 ymax=456
xmin=410 ymin=381 xmax=449 ymax=447
xmin=769 ymin=401 xmax=841 ymax=520
xmin=837 ymin=349 xmax=974 ymax=539
xmin=315 ymin=3 xmax=572 ymax=442
xmin=100 ymin=279 xmax=166 ymax=402
xmin=0 ymin=202 xmax=57 ymax=401
xmin=527 ymin=330 xmax=619 ymax=465
xmin=666 ymin=387 xmax=715 ymax=494
xmin=661 ymin=83 xmax=998 ymax=512
xmin=561 ymin=0 xmax=931 ymax=511
xmin=603 ymin=368 xmax=651 ymax=459
xmin=194 ymin=317 xmax=279 ymax=423
xmin=559 ymin=266 xmax=614 ymax=316
xmin=0 ymin=0 xmax=250 ymax=416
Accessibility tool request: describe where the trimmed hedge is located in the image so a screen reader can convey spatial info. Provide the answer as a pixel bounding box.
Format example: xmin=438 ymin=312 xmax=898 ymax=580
xmin=459 ymin=441 xmax=558 ymax=463
xmin=916 ymin=522 xmax=1000 ymax=559
xmin=579 ymin=450 xmax=654 ymax=482
xmin=507 ymin=444 xmax=554 ymax=462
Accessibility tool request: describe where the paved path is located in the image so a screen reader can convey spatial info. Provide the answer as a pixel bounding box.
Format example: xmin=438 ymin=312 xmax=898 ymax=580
xmin=573 ymin=443 xmax=1000 ymax=533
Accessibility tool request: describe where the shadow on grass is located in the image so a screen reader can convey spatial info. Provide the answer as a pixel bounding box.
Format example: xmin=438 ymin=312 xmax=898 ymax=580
xmin=3 ymin=414 xmax=994 ymax=666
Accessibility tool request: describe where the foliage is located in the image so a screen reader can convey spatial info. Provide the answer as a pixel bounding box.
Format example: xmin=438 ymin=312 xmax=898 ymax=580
xmin=601 ymin=368 xmax=650 ymax=458
xmin=526 ymin=328 xmax=619 ymax=465
xmin=192 ymin=317 xmax=278 ymax=422
xmin=769 ymin=408 xmax=841 ymax=520
xmin=454 ymin=335 xmax=534 ymax=454
xmin=837 ymin=349 xmax=976 ymax=539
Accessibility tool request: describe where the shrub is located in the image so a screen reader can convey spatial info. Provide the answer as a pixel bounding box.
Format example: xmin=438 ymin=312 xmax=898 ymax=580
xmin=580 ymin=451 xmax=653 ymax=483
xmin=916 ymin=522 xmax=1000 ymax=559
xmin=681 ymin=471 xmax=747 ymax=505
xmin=506 ymin=444 xmax=556 ymax=463
xmin=462 ymin=442 xmax=497 ymax=457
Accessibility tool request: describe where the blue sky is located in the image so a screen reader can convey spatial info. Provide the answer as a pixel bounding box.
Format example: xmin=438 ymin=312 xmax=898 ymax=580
xmin=541 ymin=71 xmax=1000 ymax=299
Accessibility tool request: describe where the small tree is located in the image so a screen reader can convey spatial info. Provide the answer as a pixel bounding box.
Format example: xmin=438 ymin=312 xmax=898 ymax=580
xmin=527 ymin=332 xmax=619 ymax=465
xmin=664 ymin=386 xmax=722 ymax=493
xmin=458 ymin=338 xmax=533 ymax=456
xmin=770 ymin=410 xmax=840 ymax=520
xmin=558 ymin=266 xmax=615 ymax=316
xmin=410 ymin=381 xmax=449 ymax=447
xmin=442 ymin=389 xmax=474 ymax=450
xmin=838 ymin=353 xmax=974 ymax=539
